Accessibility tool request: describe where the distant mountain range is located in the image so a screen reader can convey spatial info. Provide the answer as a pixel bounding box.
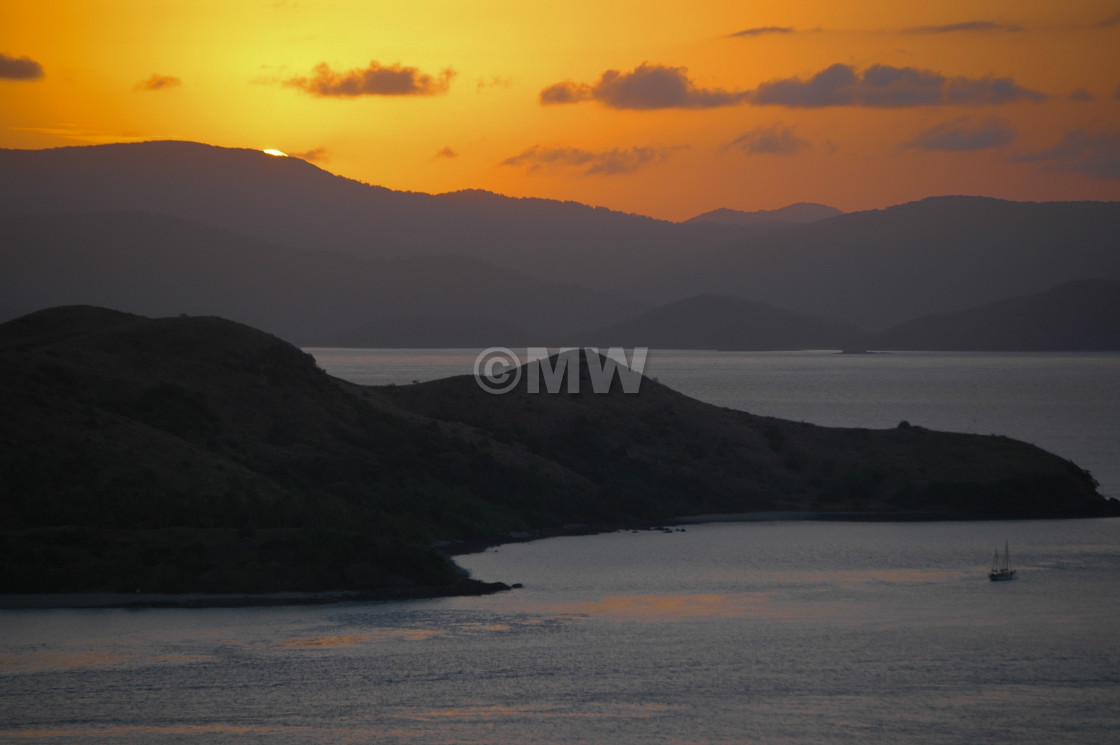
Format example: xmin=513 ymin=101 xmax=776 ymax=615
xmin=684 ymin=202 xmax=843 ymax=227
xmin=652 ymin=196 xmax=1120 ymax=330
xmin=0 ymin=141 xmax=750 ymax=292
xmin=2 ymin=140 xmax=1119 ymax=349
xmin=574 ymin=294 xmax=863 ymax=350
xmin=0 ymin=211 xmax=640 ymax=344
xmin=566 ymin=281 xmax=1120 ymax=351
xmin=869 ymin=279 xmax=1120 ymax=351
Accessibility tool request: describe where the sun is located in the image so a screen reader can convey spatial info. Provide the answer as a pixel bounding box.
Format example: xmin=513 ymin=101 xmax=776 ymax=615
xmin=263 ymin=149 xmax=288 ymax=157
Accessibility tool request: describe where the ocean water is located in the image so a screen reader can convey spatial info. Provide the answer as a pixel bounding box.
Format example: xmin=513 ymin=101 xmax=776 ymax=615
xmin=2 ymin=349 xmax=1118 ymax=743
xmin=2 ymin=520 xmax=1118 ymax=743
xmin=307 ymin=348 xmax=1120 ymax=499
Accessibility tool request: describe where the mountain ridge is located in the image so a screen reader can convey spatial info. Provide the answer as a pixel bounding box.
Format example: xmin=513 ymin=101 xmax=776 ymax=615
xmin=4 ymin=141 xmax=1118 ymax=337
xmin=0 ymin=210 xmax=644 ymax=343
xmin=685 ymin=202 xmax=843 ymax=226
xmin=573 ymin=293 xmax=863 ymax=350
xmin=870 ymin=278 xmax=1120 ymax=351
xmin=652 ymin=195 xmax=1120 ymax=330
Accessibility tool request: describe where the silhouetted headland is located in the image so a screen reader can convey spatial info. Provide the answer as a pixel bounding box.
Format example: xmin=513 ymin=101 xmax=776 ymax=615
xmin=2 ymin=307 xmax=1115 ymax=605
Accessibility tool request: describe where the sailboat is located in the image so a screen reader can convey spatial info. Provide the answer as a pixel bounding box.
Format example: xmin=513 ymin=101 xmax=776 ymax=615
xmin=989 ymin=541 xmax=1016 ymax=581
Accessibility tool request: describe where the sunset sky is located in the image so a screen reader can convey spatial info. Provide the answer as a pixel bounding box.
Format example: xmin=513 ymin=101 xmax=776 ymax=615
xmin=2 ymin=0 xmax=1119 ymax=220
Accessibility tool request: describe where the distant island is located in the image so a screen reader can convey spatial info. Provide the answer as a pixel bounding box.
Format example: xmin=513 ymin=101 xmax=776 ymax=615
xmin=1 ymin=307 xmax=1115 ymax=603
xmin=867 ymin=279 xmax=1120 ymax=351
xmin=2 ymin=141 xmax=1119 ymax=349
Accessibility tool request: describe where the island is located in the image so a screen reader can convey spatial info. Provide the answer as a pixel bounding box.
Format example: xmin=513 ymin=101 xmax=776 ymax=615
xmin=1 ymin=306 xmax=1114 ymax=604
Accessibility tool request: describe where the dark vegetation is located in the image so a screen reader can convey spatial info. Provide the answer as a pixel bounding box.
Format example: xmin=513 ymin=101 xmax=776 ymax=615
xmin=2 ymin=308 xmax=1115 ymax=597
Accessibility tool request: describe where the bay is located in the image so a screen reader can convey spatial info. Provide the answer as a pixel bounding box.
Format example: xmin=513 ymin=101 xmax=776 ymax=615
xmin=2 ymin=520 xmax=1118 ymax=743
xmin=3 ymin=348 xmax=1118 ymax=744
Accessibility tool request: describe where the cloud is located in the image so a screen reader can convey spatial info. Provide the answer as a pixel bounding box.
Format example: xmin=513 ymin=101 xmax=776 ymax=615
xmin=905 ymin=117 xmax=1016 ymax=151
xmin=1069 ymin=88 xmax=1095 ymax=102
xmin=540 ymin=63 xmax=749 ymax=109
xmin=499 ymin=144 xmax=680 ymax=175
xmin=726 ymin=124 xmax=810 ymax=155
xmin=539 ymin=80 xmax=592 ymax=105
xmin=0 ymin=52 xmax=44 ymax=81
xmin=476 ymin=75 xmax=513 ymax=92
xmin=1014 ymin=129 xmax=1120 ymax=179
xmin=1092 ymin=12 xmax=1120 ymax=29
xmin=435 ymin=146 xmax=458 ymax=159
xmin=753 ymin=63 xmax=1045 ymax=108
xmin=285 ymin=61 xmax=454 ymax=97
xmin=135 ymin=74 xmax=181 ymax=91
xmin=728 ymin=26 xmax=795 ymax=38
xmin=289 ymin=147 xmax=328 ymax=162
xmin=904 ymin=21 xmax=1022 ymax=34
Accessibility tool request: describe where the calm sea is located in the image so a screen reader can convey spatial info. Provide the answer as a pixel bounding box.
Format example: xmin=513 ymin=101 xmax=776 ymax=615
xmin=2 ymin=521 xmax=1118 ymax=744
xmin=2 ymin=349 xmax=1118 ymax=744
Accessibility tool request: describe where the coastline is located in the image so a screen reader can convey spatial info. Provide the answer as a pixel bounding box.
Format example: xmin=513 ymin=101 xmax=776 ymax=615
xmin=5 ymin=511 xmax=1116 ymax=610
xmin=0 ymin=579 xmax=510 ymax=611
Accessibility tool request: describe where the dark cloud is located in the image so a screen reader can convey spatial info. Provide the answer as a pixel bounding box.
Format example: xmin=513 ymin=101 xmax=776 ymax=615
xmin=290 ymin=147 xmax=328 ymax=162
xmin=905 ymin=117 xmax=1016 ymax=151
xmin=0 ymin=52 xmax=44 ymax=81
xmin=435 ymin=146 xmax=458 ymax=159
xmin=285 ymin=61 xmax=454 ymax=97
xmin=1014 ymin=129 xmax=1120 ymax=179
xmin=728 ymin=26 xmax=795 ymax=38
xmin=1092 ymin=12 xmax=1120 ymax=29
xmin=1069 ymin=88 xmax=1095 ymax=102
xmin=753 ymin=63 xmax=1045 ymax=108
xmin=904 ymin=21 xmax=1022 ymax=34
xmin=500 ymin=144 xmax=680 ymax=175
xmin=752 ymin=64 xmax=859 ymax=107
xmin=726 ymin=124 xmax=810 ymax=155
xmin=540 ymin=63 xmax=749 ymax=109
xmin=135 ymin=74 xmax=181 ymax=91
xmin=943 ymin=75 xmax=1046 ymax=105
xmin=539 ymin=80 xmax=592 ymax=105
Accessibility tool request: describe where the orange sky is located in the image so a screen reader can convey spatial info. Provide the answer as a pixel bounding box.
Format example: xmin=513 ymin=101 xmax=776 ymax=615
xmin=1 ymin=0 xmax=1118 ymax=220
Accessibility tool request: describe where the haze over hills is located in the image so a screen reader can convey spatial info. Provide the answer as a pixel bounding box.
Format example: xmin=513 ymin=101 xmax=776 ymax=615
xmin=324 ymin=316 xmax=535 ymax=349
xmin=0 ymin=212 xmax=641 ymax=344
xmin=2 ymin=307 xmax=1112 ymax=595
xmin=870 ymin=279 xmax=1120 ymax=351
xmin=0 ymin=141 xmax=752 ymax=290
xmin=3 ymin=141 xmax=1119 ymax=347
xmin=653 ymin=196 xmax=1120 ymax=330
xmin=574 ymin=294 xmax=863 ymax=351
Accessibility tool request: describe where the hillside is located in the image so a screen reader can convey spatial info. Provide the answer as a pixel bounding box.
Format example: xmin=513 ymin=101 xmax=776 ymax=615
xmin=1 ymin=307 xmax=1113 ymax=598
xmin=4 ymin=143 xmax=1118 ymax=338
xmin=871 ymin=279 xmax=1120 ymax=351
xmin=573 ymin=293 xmax=864 ymax=350
xmin=654 ymin=196 xmax=1120 ymax=330
xmin=0 ymin=141 xmax=751 ymax=289
xmin=0 ymin=211 xmax=641 ymax=343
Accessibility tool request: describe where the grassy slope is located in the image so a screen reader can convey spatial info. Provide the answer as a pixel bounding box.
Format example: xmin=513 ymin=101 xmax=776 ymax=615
xmin=1 ymin=308 xmax=1112 ymax=595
